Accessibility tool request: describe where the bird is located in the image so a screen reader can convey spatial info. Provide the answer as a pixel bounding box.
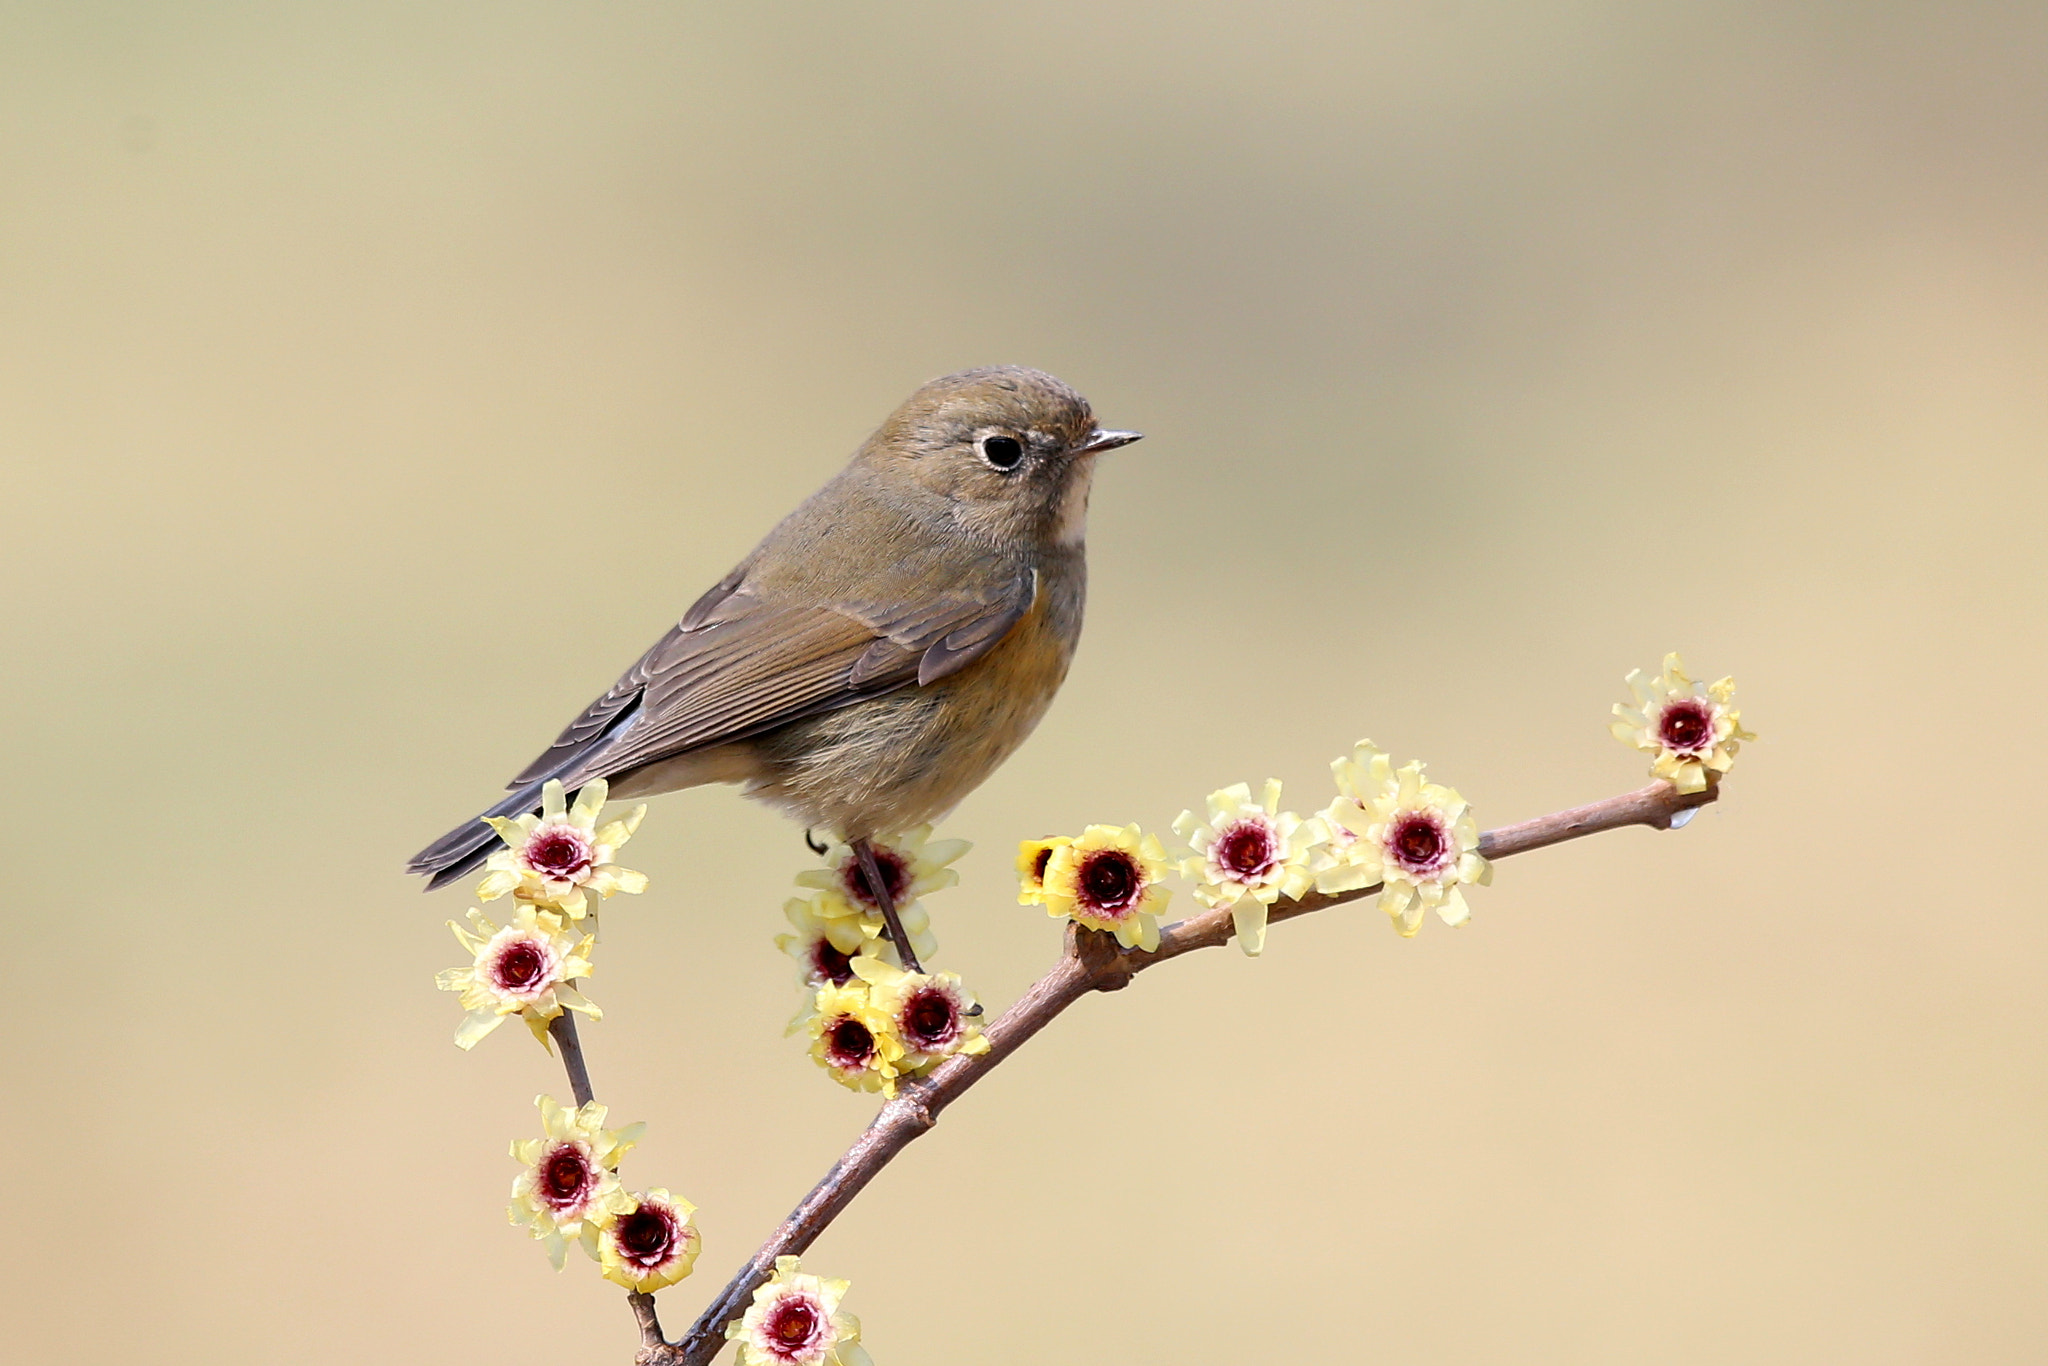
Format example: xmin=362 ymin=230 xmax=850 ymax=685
xmin=407 ymin=365 xmax=1139 ymax=971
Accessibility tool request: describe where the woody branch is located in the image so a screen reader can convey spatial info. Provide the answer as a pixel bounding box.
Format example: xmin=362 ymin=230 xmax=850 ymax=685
xmin=622 ymin=777 xmax=1718 ymax=1366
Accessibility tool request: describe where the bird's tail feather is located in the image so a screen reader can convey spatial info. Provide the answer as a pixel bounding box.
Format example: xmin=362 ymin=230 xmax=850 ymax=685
xmin=407 ymin=781 xmax=549 ymax=891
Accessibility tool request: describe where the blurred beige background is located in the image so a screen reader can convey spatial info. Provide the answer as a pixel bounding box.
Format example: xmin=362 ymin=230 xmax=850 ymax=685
xmin=6 ymin=3 xmax=2045 ymax=1362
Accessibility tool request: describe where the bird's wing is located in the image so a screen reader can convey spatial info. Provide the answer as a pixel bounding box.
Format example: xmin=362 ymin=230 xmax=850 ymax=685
xmin=506 ymin=564 xmax=1037 ymax=791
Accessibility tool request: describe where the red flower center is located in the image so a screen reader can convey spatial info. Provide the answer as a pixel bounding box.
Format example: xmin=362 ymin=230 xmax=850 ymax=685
xmin=1030 ymin=847 xmax=1055 ymax=883
xmin=902 ymin=986 xmax=959 ymax=1049
xmin=1658 ymin=699 xmax=1714 ymax=753
xmin=840 ymin=847 xmax=909 ymax=909
xmin=525 ymin=825 xmax=594 ymax=881
xmin=808 ymin=937 xmax=855 ymax=987
xmin=614 ymin=1200 xmax=679 ymax=1268
xmin=538 ymin=1142 xmax=595 ymax=1211
xmin=826 ymin=1016 xmax=875 ymax=1067
xmin=1076 ymin=849 xmax=1142 ymax=917
xmin=766 ymin=1297 xmax=824 ymax=1354
xmin=1215 ymin=820 xmax=1278 ymax=881
xmin=491 ymin=938 xmax=552 ymax=993
xmin=1388 ymin=813 xmax=1448 ymax=875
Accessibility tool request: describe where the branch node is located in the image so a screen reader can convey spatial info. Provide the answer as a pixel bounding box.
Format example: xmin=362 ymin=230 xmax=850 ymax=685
xmin=629 ymin=1291 xmax=685 ymax=1365
xmin=1650 ymin=778 xmax=1718 ymax=830
xmin=1070 ymin=925 xmax=1136 ymax=990
xmin=894 ymin=1085 xmax=938 ymax=1134
xmin=1093 ymin=965 xmax=1136 ymax=992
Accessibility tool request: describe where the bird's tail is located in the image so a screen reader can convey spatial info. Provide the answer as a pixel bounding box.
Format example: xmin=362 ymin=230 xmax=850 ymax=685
xmin=407 ymin=780 xmax=549 ymax=891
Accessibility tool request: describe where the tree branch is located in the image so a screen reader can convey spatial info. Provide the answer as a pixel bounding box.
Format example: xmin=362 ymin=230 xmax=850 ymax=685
xmin=646 ymin=778 xmax=1717 ymax=1365
xmin=549 ymin=1011 xmax=596 ymax=1108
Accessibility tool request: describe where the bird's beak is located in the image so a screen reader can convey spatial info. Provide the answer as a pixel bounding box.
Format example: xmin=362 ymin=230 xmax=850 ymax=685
xmin=1075 ymin=428 xmax=1143 ymax=455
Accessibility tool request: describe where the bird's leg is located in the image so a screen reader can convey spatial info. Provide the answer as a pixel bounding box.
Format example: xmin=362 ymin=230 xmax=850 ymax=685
xmin=850 ymin=836 xmax=925 ymax=975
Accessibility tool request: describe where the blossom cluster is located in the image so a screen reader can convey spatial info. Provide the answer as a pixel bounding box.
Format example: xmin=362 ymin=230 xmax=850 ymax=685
xmin=505 ymin=1093 xmax=701 ymax=1290
xmin=806 ymin=955 xmax=990 ymax=1095
xmin=1018 ymin=747 xmax=1489 ymax=953
xmin=784 ymin=828 xmax=990 ymax=1096
xmin=778 ymin=826 xmax=959 ymax=991
xmin=431 ymin=781 xmax=874 ymax=1361
xmin=505 ymin=1099 xmax=873 ymax=1350
xmin=435 ymin=778 xmax=647 ymax=1051
xmin=1010 ymin=651 xmax=1749 ymax=953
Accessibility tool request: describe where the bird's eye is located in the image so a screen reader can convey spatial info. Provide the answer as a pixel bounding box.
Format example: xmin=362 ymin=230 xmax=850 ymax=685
xmin=979 ymin=435 xmax=1025 ymax=471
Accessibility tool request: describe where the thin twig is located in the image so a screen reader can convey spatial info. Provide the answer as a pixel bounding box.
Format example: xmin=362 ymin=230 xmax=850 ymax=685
xmin=653 ymin=778 xmax=1717 ymax=1364
xmin=628 ymin=1292 xmax=672 ymax=1366
xmin=548 ymin=1012 xmax=596 ymax=1108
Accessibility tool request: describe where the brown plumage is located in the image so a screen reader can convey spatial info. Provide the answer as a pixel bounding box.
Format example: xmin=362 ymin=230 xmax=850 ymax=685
xmin=408 ymin=366 xmax=1138 ymax=894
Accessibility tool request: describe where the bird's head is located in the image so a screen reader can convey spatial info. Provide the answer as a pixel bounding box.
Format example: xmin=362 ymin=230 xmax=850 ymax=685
xmin=857 ymin=366 xmax=1140 ymax=549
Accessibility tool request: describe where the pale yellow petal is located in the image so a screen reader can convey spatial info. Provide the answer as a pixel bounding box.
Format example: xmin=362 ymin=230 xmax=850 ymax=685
xmin=1230 ymin=894 xmax=1269 ymax=958
xmin=1316 ymin=863 xmax=1376 ymax=895
xmin=1394 ymin=899 xmax=1426 ymax=938
xmin=1211 ymin=781 xmax=1252 ymax=814
xmin=570 ymin=779 xmax=609 ymax=824
xmin=454 ymin=1010 xmax=505 ymax=1050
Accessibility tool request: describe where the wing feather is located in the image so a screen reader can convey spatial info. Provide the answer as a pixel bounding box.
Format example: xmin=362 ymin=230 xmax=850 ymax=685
xmin=504 ymin=565 xmax=1036 ymax=792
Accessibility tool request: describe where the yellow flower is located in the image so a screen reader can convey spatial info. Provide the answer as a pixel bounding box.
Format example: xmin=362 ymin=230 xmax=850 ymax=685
xmin=1611 ymin=653 xmax=1755 ymax=793
xmin=777 ymin=894 xmax=923 ymax=1038
xmin=1318 ymin=744 xmax=1490 ymax=937
xmin=850 ymin=956 xmax=991 ymax=1075
xmin=1040 ymin=824 xmax=1171 ymax=952
xmin=507 ymin=1094 xmax=643 ymax=1269
xmin=776 ymin=896 xmax=886 ymax=990
xmin=1015 ymin=836 xmax=1071 ymax=904
xmin=435 ymin=904 xmax=599 ymax=1050
xmin=794 ymin=826 xmax=960 ymax=958
xmin=781 ymin=889 xmax=937 ymax=975
xmin=477 ymin=778 xmax=648 ymax=920
xmin=1317 ymin=738 xmax=1396 ymax=868
xmin=727 ymin=1256 xmax=874 ymax=1366
xmin=598 ymin=1188 xmax=702 ymax=1292
xmin=796 ymin=824 xmax=968 ymax=913
xmin=806 ymin=981 xmax=907 ymax=1097
xmin=1172 ymin=781 xmax=1325 ymax=957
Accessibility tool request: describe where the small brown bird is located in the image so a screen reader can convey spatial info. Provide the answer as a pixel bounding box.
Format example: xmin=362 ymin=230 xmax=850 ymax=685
xmin=408 ymin=366 xmax=1138 ymax=968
